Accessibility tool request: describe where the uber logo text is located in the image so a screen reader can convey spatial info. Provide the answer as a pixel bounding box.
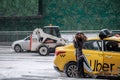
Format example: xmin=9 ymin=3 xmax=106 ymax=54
xmin=90 ymin=60 xmax=115 ymax=72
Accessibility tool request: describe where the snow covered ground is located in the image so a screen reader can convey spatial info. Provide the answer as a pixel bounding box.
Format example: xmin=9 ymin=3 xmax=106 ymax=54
xmin=0 ymin=49 xmax=58 ymax=80
xmin=0 ymin=47 xmax=104 ymax=80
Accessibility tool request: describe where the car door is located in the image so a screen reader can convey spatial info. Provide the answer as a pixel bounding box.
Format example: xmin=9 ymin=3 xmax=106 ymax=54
xmin=103 ymin=40 xmax=120 ymax=75
xmin=22 ymin=36 xmax=30 ymax=50
xmin=83 ymin=40 xmax=104 ymax=74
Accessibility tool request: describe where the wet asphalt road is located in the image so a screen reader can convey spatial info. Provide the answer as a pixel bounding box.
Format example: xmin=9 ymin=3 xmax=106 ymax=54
xmin=0 ymin=47 xmax=107 ymax=80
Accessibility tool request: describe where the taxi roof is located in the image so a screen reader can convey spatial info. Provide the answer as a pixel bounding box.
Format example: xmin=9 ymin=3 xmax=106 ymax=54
xmin=88 ymin=36 xmax=120 ymax=42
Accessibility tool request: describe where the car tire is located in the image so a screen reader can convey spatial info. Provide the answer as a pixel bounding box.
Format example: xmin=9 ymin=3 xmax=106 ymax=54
xmin=65 ymin=62 xmax=93 ymax=78
xmin=38 ymin=45 xmax=49 ymax=56
xmin=14 ymin=45 xmax=22 ymax=53
xmin=64 ymin=62 xmax=78 ymax=78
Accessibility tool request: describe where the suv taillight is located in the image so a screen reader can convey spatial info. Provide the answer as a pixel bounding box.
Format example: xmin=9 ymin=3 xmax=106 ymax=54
xmin=55 ymin=51 xmax=66 ymax=56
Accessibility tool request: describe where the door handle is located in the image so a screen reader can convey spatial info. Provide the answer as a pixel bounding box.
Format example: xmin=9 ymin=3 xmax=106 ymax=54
xmin=105 ymin=55 xmax=112 ymax=58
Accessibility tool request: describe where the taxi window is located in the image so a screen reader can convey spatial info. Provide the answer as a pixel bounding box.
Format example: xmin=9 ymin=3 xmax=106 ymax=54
xmin=83 ymin=40 xmax=101 ymax=51
xmin=105 ymin=40 xmax=120 ymax=52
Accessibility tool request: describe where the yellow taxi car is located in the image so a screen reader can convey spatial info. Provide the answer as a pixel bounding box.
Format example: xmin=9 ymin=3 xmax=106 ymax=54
xmin=54 ymin=36 xmax=120 ymax=78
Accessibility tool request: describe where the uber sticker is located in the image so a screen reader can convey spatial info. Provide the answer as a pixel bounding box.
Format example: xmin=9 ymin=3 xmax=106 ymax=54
xmin=90 ymin=60 xmax=115 ymax=72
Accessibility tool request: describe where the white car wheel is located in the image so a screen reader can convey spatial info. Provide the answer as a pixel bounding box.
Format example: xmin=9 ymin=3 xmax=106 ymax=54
xmin=14 ymin=45 xmax=22 ymax=52
xmin=38 ymin=45 xmax=49 ymax=56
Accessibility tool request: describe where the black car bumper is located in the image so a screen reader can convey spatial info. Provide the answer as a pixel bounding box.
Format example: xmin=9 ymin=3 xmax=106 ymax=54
xmin=54 ymin=66 xmax=63 ymax=72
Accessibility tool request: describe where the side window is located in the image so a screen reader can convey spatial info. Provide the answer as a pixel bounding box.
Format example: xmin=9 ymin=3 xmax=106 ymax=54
xmin=25 ymin=36 xmax=30 ymax=40
xmin=105 ymin=40 xmax=120 ymax=52
xmin=83 ymin=40 xmax=101 ymax=51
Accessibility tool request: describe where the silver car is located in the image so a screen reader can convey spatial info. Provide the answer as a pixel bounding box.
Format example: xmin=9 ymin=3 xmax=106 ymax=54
xmin=12 ymin=36 xmax=30 ymax=52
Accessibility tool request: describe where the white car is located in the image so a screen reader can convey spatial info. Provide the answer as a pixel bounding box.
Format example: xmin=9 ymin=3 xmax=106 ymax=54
xmin=12 ymin=36 xmax=30 ymax=52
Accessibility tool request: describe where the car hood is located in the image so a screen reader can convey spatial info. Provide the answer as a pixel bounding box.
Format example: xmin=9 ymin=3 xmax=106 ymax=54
xmin=12 ymin=40 xmax=24 ymax=47
xmin=13 ymin=39 xmax=24 ymax=43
